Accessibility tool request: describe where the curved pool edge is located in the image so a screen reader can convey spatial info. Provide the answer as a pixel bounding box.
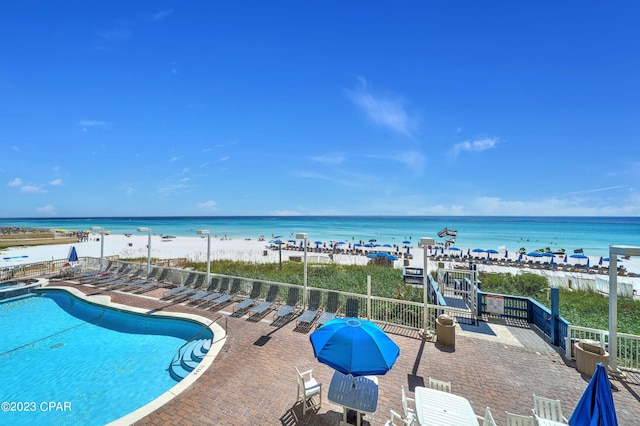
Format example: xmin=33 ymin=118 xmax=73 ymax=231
xmin=41 ymin=286 xmax=227 ymax=426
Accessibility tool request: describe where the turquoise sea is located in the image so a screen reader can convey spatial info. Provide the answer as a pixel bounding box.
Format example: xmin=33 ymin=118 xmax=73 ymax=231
xmin=1 ymin=216 xmax=640 ymax=258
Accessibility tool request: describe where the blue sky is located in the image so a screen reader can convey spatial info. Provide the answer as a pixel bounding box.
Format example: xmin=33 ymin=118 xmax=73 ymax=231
xmin=2 ymin=2 xmax=639 ymax=217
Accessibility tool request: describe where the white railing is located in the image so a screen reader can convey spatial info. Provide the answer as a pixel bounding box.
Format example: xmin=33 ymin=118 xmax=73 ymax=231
xmin=565 ymin=325 xmax=640 ymax=372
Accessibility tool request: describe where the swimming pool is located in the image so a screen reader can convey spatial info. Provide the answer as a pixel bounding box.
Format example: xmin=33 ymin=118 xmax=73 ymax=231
xmin=0 ymin=288 xmax=226 ymax=425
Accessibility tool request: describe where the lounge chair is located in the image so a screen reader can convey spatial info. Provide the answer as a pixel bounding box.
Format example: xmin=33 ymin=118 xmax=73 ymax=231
xmin=273 ymin=286 xmax=301 ymax=320
xmin=296 ymin=289 xmax=321 ymax=327
xmin=199 ymin=277 xmax=231 ymax=305
xmin=127 ymin=268 xmax=168 ymax=293
xmin=232 ymin=281 xmax=263 ymax=313
xmin=315 ymin=291 xmax=339 ymax=327
xmin=249 ymin=285 xmax=280 ymax=316
xmin=345 ymin=297 xmax=359 ymax=318
xmin=189 ymin=277 xmax=222 ymax=303
xmin=170 ymin=275 xmax=208 ymax=302
xmin=208 ymin=279 xmax=243 ymax=308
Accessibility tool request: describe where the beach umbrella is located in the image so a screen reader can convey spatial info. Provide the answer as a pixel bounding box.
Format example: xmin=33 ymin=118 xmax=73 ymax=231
xmin=315 ymin=241 xmax=323 ymax=247
xmin=68 ymin=246 xmax=78 ymax=262
xmin=569 ymin=363 xmax=617 ymax=426
xmin=517 ymin=252 xmax=523 ymax=262
xmin=369 ymin=239 xmax=377 ymax=243
xmin=505 ymin=249 xmax=509 ymax=258
xmin=472 ymin=248 xmax=485 ymax=253
xmin=564 ymin=255 xmax=568 ymax=263
xmin=527 ymin=252 xmax=544 ymax=258
xmin=450 ymin=247 xmax=461 ymax=252
xmin=385 ymin=254 xmax=398 ymax=261
xmin=599 ymin=257 xmax=604 ymax=266
xmin=274 ymin=235 xmax=283 ymax=239
xmin=364 ymin=243 xmax=373 ymax=248
xmin=366 ymin=253 xmax=378 ymax=258
xmin=402 ymin=240 xmax=411 ymax=245
xmin=309 ymin=318 xmax=400 ymax=376
xmin=288 ymin=239 xmax=296 ymax=243
xmin=383 ymin=243 xmax=392 ymax=247
xmin=406 ymin=247 xmax=411 ymax=255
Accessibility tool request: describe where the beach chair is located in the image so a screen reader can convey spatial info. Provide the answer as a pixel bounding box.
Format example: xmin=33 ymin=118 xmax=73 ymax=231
xmin=128 ymin=268 xmax=168 ymax=293
xmin=296 ymin=289 xmax=321 ymax=327
xmin=171 ymin=275 xmax=207 ymax=302
xmin=232 ymin=281 xmax=263 ymax=313
xmin=208 ymin=279 xmax=243 ymax=308
xmin=189 ymin=277 xmax=222 ymax=304
xmin=428 ymin=377 xmax=451 ymax=393
xmin=531 ymin=395 xmax=567 ymax=424
xmin=315 ymin=291 xmax=339 ymax=327
xmin=200 ymin=277 xmax=231 ymax=305
xmin=345 ymin=297 xmax=359 ymax=318
xmin=249 ymin=285 xmax=280 ymax=316
xmin=505 ymin=411 xmax=534 ymax=426
xmin=273 ymin=286 xmax=301 ymax=320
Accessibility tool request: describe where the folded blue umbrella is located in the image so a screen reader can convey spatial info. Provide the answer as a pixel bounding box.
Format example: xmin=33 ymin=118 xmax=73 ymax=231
xmin=569 ymin=363 xmax=617 ymax=425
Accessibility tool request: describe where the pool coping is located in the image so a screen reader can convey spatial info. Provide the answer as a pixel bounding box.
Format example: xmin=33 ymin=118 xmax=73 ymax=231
xmin=41 ymin=286 xmax=227 ymax=426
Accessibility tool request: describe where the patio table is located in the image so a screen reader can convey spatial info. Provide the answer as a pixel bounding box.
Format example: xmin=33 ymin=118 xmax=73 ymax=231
xmin=327 ymin=371 xmax=378 ymax=426
xmin=534 ymin=417 xmax=568 ymax=426
xmin=414 ymin=386 xmax=479 ymax=426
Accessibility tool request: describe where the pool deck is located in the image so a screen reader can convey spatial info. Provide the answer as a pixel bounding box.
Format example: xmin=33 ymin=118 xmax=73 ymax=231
xmin=51 ymin=281 xmax=640 ymax=426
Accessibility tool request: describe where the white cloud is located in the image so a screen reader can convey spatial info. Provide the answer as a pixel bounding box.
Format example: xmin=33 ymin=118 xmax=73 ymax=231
xmin=311 ymin=154 xmax=345 ymax=165
xmin=36 ymin=204 xmax=56 ymax=215
xmin=78 ymin=120 xmax=109 ymax=127
xmin=564 ymin=186 xmax=627 ymax=196
xmin=153 ymin=9 xmax=174 ymax=21
xmin=99 ymin=28 xmax=132 ymax=42
xmin=270 ymin=210 xmax=302 ymax=216
xmin=158 ymin=183 xmax=187 ymax=196
xmin=49 ymin=178 xmax=63 ymax=186
xmin=220 ymin=156 xmax=230 ymax=161
xmin=21 ymin=185 xmax=47 ymax=194
xmin=346 ymin=77 xmax=414 ymax=137
xmin=391 ymin=151 xmax=425 ymax=175
xmin=450 ymin=137 xmax=499 ymax=158
xmin=197 ymin=200 xmax=218 ymax=212
xmin=170 ymin=156 xmax=182 ymax=162
xmin=8 ymin=178 xmax=23 ymax=187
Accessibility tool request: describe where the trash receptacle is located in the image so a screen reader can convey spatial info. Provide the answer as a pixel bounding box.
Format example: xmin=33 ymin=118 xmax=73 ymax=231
xmin=436 ymin=314 xmax=455 ymax=347
xmin=574 ymin=339 xmax=608 ymax=377
xmin=263 ymin=250 xmax=268 ymax=256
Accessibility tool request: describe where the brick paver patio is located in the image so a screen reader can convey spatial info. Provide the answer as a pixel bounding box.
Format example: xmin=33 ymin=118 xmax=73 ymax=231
xmin=52 ymin=281 xmax=640 ymax=425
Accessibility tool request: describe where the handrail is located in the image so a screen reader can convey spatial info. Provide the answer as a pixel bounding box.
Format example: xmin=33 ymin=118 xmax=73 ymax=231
xmin=168 ymin=314 xmax=226 ymax=374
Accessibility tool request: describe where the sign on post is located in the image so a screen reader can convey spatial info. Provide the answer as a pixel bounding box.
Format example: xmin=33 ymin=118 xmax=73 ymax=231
xmin=486 ymin=295 xmax=504 ymax=315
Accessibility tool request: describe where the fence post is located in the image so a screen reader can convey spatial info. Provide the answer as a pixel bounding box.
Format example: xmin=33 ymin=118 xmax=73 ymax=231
xmin=550 ymin=287 xmax=560 ymax=346
xmin=367 ymin=275 xmax=371 ymax=320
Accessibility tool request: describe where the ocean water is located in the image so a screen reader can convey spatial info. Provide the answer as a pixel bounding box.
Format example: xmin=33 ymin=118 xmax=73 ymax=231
xmin=2 ymin=216 xmax=640 ymax=257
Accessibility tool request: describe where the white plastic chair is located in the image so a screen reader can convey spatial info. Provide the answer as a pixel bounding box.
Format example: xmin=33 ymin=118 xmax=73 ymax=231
xmin=532 ymin=395 xmax=568 ymax=424
xmin=384 ymin=409 xmax=417 ymax=426
xmin=295 ymin=366 xmax=322 ymax=415
xmin=428 ymin=377 xmax=452 ymax=393
xmin=505 ymin=411 xmax=534 ymax=426
xmin=401 ymin=386 xmax=416 ymax=419
xmin=476 ymin=406 xmax=497 ymax=426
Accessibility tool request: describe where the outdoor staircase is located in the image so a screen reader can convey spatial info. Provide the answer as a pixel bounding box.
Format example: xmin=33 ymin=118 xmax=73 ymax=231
xmin=168 ymin=338 xmax=211 ymax=381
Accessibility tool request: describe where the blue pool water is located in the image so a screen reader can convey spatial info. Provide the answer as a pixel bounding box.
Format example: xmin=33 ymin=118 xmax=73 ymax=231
xmin=0 ymin=290 xmax=212 ymax=425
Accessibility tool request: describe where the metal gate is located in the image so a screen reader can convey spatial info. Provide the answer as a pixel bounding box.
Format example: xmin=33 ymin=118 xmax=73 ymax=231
xmin=436 ymin=268 xmax=478 ymax=319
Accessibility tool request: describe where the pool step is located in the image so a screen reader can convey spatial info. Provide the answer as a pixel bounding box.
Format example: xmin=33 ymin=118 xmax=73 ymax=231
xmin=168 ymin=338 xmax=211 ymax=381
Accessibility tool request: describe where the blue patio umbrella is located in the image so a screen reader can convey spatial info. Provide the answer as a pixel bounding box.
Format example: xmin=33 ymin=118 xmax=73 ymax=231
xmin=485 ymin=249 xmax=499 ymax=259
xmin=366 ymin=253 xmax=378 ymax=258
xmin=517 ymin=252 xmax=523 ymax=262
xmin=472 ymin=248 xmax=485 ymax=253
xmin=527 ymin=252 xmax=544 ymax=258
xmin=402 ymin=240 xmax=411 ymax=245
xmin=570 ymin=254 xmax=589 ymax=259
xmin=315 ymin=241 xmax=323 ymax=246
xmin=599 ymin=256 xmax=604 ymax=266
xmin=68 ymin=246 xmax=78 ymax=262
xmin=564 ymin=254 xmax=568 ymax=263
xmin=450 ymin=247 xmax=461 ymax=251
xmin=383 ymin=244 xmax=392 ymax=247
xmin=385 ymin=254 xmax=398 ymax=261
xmin=288 ymin=239 xmax=296 ymax=243
xmin=274 ymin=235 xmax=283 ymax=239
xmin=310 ymin=318 xmax=400 ymax=376
xmin=354 ymin=243 xmax=363 ymax=247
xmin=569 ymin=362 xmax=617 ymax=426
xmin=505 ymin=249 xmax=509 ymax=258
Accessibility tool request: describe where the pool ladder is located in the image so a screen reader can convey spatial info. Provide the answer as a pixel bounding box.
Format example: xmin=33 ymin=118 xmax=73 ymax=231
xmin=168 ymin=315 xmax=226 ymax=381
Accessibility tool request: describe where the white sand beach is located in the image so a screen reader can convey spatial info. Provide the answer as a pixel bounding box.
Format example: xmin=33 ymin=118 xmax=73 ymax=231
xmin=2 ymin=233 xmax=640 ymax=295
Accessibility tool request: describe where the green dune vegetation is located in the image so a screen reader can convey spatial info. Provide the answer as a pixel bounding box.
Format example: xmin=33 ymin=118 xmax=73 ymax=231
xmin=123 ymin=257 xmax=640 ymax=336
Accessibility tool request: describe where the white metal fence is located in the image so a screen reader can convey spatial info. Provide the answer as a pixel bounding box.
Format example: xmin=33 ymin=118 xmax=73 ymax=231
xmin=565 ymin=325 xmax=640 ymax=373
